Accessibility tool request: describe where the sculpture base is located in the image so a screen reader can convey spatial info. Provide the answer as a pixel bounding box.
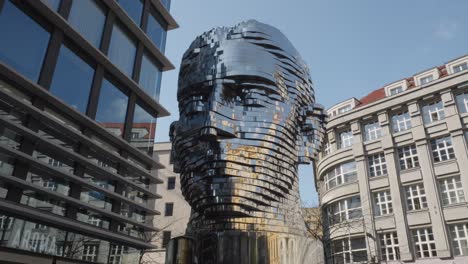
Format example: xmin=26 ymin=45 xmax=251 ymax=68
xmin=165 ymin=232 xmax=323 ymax=264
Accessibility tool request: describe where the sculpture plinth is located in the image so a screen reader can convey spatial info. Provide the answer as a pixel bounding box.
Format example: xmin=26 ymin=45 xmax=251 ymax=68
xmin=167 ymin=20 xmax=327 ymax=264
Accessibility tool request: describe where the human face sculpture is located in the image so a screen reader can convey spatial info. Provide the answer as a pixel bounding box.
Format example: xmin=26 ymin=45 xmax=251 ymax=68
xmin=170 ymin=20 xmax=326 ymax=234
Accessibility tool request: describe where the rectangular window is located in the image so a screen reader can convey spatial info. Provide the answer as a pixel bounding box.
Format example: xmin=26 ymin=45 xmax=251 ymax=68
xmin=118 ymin=0 xmax=143 ymax=26
xmin=323 ymin=141 xmax=332 ymax=156
xmin=391 ymin=111 xmax=411 ymax=133
xmin=431 ymin=136 xmax=455 ymax=162
xmin=398 ymin=145 xmax=419 ymax=170
xmin=332 ymin=237 xmax=367 ymax=264
xmin=389 ymin=86 xmax=404 ymax=96
xmin=338 ymin=129 xmax=353 ymax=149
xmin=139 ymin=52 xmax=162 ymax=100
xmin=368 ymin=153 xmax=387 ymax=177
xmin=95 ymin=79 xmax=129 ymax=137
xmin=453 ymin=62 xmax=468 ymax=73
xmin=131 ymin=104 xmax=156 ymax=155
xmin=450 ymin=223 xmax=468 ymax=256
xmin=374 ymin=190 xmax=393 ymax=216
xmin=324 ymin=161 xmax=357 ymax=190
xmin=456 ymin=92 xmax=468 ymax=113
xmin=364 ymin=120 xmax=383 ymax=142
xmin=422 ymin=100 xmax=445 ymax=124
xmin=338 ymin=105 xmax=352 ymax=114
xmin=146 ymin=10 xmax=167 ymax=52
xmin=439 ymin=176 xmax=465 ymax=206
xmin=165 ymin=202 xmax=174 ymax=216
xmin=109 ymin=244 xmax=124 ymax=264
xmin=108 ymin=23 xmax=137 ymax=77
xmin=167 ymin=177 xmax=176 ymax=190
xmin=162 ymin=231 xmax=171 ymax=248
xmin=413 ymin=228 xmax=437 ymax=258
xmin=327 ymin=196 xmax=362 ymax=225
xmin=0 ymin=215 xmax=12 ymax=230
xmin=379 ymin=232 xmax=400 ymax=261
xmin=49 ymin=45 xmax=95 ymax=113
xmin=405 ymin=184 xmax=428 ymax=211
xmin=420 ymin=75 xmax=434 ymax=85
xmin=82 ymin=243 xmax=98 ymax=262
xmin=0 ymin=1 xmax=51 ymax=81
xmin=68 ymin=0 xmax=105 ymax=48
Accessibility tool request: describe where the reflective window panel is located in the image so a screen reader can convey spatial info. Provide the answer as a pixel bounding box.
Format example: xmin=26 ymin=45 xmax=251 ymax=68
xmin=95 ymin=79 xmax=129 ymax=137
xmin=41 ymin=0 xmax=61 ymax=11
xmin=0 ymin=1 xmax=50 ymax=81
xmin=108 ymin=23 xmax=137 ymax=77
xmin=49 ymin=45 xmax=95 ymax=113
xmin=146 ymin=11 xmax=166 ymax=52
xmin=131 ymin=103 xmax=156 ymax=155
xmin=68 ymin=0 xmax=106 ymax=48
xmin=138 ymin=52 xmax=162 ymax=100
xmin=118 ymin=0 xmax=143 ymax=26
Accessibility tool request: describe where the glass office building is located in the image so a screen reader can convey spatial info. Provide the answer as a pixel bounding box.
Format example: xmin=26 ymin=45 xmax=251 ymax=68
xmin=0 ymin=0 xmax=177 ymax=263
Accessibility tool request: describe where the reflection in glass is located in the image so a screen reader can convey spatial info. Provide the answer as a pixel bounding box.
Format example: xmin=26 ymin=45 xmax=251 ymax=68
xmin=146 ymin=12 xmax=166 ymax=52
xmin=95 ymin=79 xmax=128 ymax=137
xmin=41 ymin=0 xmax=61 ymax=11
xmin=118 ymin=0 xmax=143 ymax=26
xmin=0 ymin=1 xmax=50 ymax=81
xmin=68 ymin=0 xmax=105 ymax=48
xmin=160 ymin=0 xmax=171 ymax=10
xmin=108 ymin=23 xmax=136 ymax=77
xmin=131 ymin=104 xmax=156 ymax=155
xmin=139 ymin=53 xmax=162 ymax=100
xmin=49 ymin=45 xmax=95 ymax=113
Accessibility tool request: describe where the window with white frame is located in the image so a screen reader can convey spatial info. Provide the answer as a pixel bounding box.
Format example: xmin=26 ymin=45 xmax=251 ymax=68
xmin=374 ymin=190 xmax=393 ymax=216
xmin=431 ymin=136 xmax=455 ymax=162
xmin=88 ymin=216 xmax=102 ymax=227
xmin=0 ymin=214 xmax=12 ymax=230
xmin=42 ymin=179 xmax=57 ymax=191
xmin=324 ymin=141 xmax=331 ymax=156
xmin=405 ymin=184 xmax=428 ymax=211
xmin=338 ymin=129 xmax=353 ymax=149
xmin=327 ymin=196 xmax=362 ymax=225
xmin=324 ymin=161 xmax=357 ymax=190
xmin=449 ymin=223 xmax=468 ymax=256
xmin=422 ymin=100 xmax=445 ymax=124
xmin=389 ymin=86 xmax=404 ymax=96
xmin=419 ymin=75 xmax=434 ymax=85
xmin=338 ymin=104 xmax=352 ymax=114
xmin=391 ymin=111 xmax=411 ymax=133
xmin=379 ymin=232 xmax=400 ymax=261
xmin=412 ymin=228 xmax=437 ymax=258
xmin=48 ymin=158 xmax=63 ymax=167
xmin=453 ymin=62 xmax=468 ymax=73
xmin=332 ymin=237 xmax=367 ymax=264
xmin=109 ymin=244 xmax=124 ymax=264
xmin=368 ymin=153 xmax=387 ymax=177
xmin=82 ymin=243 xmax=98 ymax=262
xmin=398 ymin=144 xmax=419 ymax=170
xmin=364 ymin=120 xmax=383 ymax=142
xmin=456 ymin=92 xmax=468 ymax=113
xmin=438 ymin=176 xmax=465 ymax=206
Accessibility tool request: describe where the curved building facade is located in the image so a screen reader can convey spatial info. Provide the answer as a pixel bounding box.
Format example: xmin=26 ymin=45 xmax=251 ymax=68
xmin=315 ymin=55 xmax=468 ymax=263
xmin=0 ymin=0 xmax=177 ymax=263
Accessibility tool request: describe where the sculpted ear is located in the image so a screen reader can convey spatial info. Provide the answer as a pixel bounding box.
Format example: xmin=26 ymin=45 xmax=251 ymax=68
xmin=169 ymin=121 xmax=181 ymax=173
xmin=297 ymin=103 xmax=328 ymax=164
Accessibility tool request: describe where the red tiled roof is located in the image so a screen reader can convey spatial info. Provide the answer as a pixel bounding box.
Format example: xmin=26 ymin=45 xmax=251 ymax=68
xmin=356 ymin=87 xmax=385 ymax=107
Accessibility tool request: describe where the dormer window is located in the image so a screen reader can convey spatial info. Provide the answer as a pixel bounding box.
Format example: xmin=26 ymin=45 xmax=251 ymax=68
xmin=453 ymin=62 xmax=468 ymax=73
xmin=389 ymin=86 xmax=403 ymax=96
xmin=420 ymin=75 xmax=434 ymax=85
xmin=385 ymin=81 xmax=407 ymax=97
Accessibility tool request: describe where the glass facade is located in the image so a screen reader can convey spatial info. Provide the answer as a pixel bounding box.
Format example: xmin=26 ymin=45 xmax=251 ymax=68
xmin=118 ymin=0 xmax=143 ymax=26
xmin=108 ymin=23 xmax=137 ymax=77
xmin=49 ymin=45 xmax=95 ymax=113
xmin=95 ymin=79 xmax=129 ymax=137
xmin=146 ymin=11 xmax=167 ymax=52
xmin=68 ymin=0 xmax=106 ymax=48
xmin=131 ymin=103 xmax=157 ymax=155
xmin=0 ymin=0 xmax=50 ymax=81
xmin=139 ymin=52 xmax=162 ymax=100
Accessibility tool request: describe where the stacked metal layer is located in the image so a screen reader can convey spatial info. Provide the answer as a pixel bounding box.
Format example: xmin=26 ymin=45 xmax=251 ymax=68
xmin=169 ymin=20 xmax=327 ymax=264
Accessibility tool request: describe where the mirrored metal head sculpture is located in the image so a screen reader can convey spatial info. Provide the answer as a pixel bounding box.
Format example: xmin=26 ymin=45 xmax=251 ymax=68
xmin=169 ymin=20 xmax=327 ymax=264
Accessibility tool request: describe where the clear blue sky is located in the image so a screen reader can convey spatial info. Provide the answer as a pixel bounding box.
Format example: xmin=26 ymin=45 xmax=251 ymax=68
xmin=156 ymin=0 xmax=468 ymax=206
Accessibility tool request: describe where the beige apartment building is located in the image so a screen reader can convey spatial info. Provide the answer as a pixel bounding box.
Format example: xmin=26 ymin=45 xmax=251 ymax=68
xmin=315 ymin=55 xmax=468 ymax=263
xmin=145 ymin=142 xmax=190 ymax=263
